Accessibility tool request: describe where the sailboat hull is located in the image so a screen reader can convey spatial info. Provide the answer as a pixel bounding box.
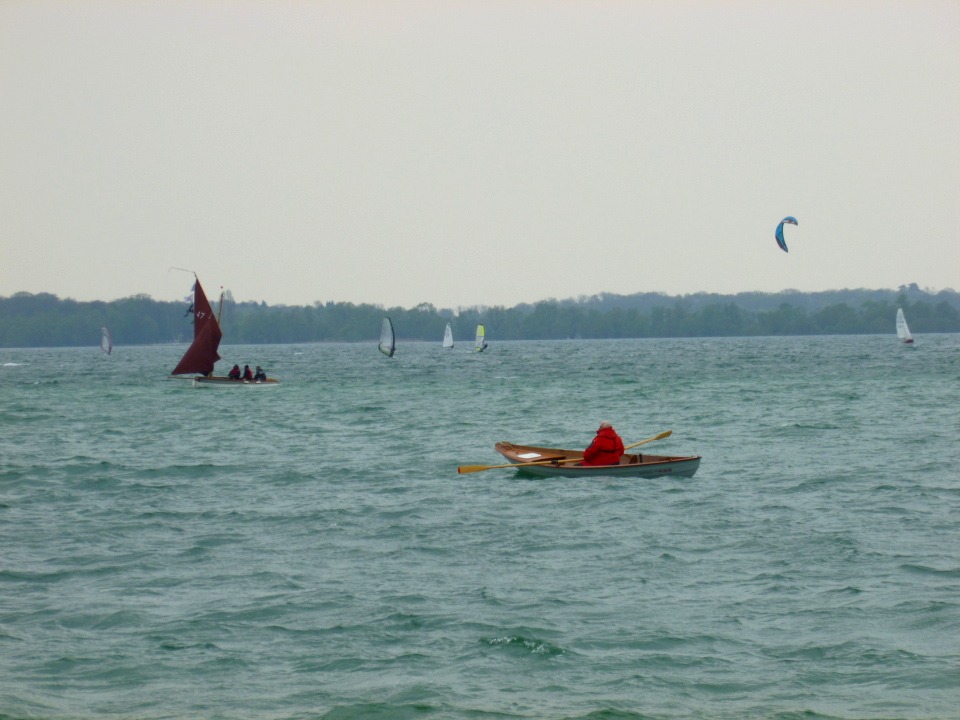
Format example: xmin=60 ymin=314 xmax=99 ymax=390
xmin=190 ymin=376 xmax=280 ymax=388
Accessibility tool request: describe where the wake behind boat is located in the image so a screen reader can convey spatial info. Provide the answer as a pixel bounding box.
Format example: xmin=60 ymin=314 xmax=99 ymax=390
xmin=170 ymin=276 xmax=278 ymax=387
xmin=491 ymin=442 xmax=701 ymax=478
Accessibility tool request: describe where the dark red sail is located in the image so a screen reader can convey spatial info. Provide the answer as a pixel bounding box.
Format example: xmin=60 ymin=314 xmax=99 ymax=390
xmin=171 ymin=278 xmax=223 ymax=375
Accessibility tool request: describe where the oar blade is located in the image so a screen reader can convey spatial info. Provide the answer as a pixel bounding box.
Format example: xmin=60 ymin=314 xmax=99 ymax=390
xmin=623 ymin=429 xmax=672 ymax=451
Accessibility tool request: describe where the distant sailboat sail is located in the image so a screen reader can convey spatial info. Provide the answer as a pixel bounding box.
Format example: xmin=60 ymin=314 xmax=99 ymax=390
xmin=474 ymin=324 xmax=488 ymax=353
xmin=379 ymin=316 xmax=396 ymax=357
xmin=171 ymin=278 xmax=223 ymax=376
xmin=896 ymin=308 xmax=914 ymax=344
xmin=100 ymin=327 xmax=112 ymax=354
xmin=443 ymin=322 xmax=454 ymax=349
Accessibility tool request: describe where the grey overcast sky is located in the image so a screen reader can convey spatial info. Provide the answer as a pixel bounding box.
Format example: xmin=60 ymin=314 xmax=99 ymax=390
xmin=1 ymin=1 xmax=958 ymax=309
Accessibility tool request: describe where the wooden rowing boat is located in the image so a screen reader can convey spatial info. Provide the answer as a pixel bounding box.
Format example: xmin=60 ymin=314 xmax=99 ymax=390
xmin=494 ymin=441 xmax=701 ymax=478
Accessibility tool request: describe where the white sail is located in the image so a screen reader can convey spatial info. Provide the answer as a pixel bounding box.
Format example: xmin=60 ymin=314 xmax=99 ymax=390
xmin=896 ymin=308 xmax=913 ymax=343
xmin=379 ymin=316 xmax=396 ymax=357
xmin=100 ymin=326 xmax=112 ymax=354
xmin=474 ymin=324 xmax=488 ymax=353
xmin=443 ymin=322 xmax=454 ymax=349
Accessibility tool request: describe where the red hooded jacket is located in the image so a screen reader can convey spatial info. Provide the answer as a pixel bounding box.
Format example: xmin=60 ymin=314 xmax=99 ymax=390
xmin=582 ymin=426 xmax=625 ymax=466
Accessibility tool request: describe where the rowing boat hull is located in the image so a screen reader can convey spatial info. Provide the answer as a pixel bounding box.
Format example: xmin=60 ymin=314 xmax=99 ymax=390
xmin=494 ymin=442 xmax=701 ymax=478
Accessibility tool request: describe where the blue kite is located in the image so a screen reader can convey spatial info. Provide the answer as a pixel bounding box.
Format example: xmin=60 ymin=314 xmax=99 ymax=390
xmin=775 ymin=216 xmax=798 ymax=253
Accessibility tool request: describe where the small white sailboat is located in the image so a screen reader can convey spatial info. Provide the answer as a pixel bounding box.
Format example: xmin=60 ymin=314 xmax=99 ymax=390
xmin=474 ymin=324 xmax=488 ymax=353
xmin=896 ymin=308 xmax=914 ymax=345
xmin=379 ymin=316 xmax=396 ymax=357
xmin=100 ymin=326 xmax=112 ymax=354
xmin=442 ymin=322 xmax=454 ymax=349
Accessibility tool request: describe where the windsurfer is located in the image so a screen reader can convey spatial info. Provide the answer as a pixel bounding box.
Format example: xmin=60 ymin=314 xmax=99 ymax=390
xmin=582 ymin=421 xmax=625 ymax=466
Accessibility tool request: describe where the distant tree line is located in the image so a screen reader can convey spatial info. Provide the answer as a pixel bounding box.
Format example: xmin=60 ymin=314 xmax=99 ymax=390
xmin=1 ymin=285 xmax=958 ymax=348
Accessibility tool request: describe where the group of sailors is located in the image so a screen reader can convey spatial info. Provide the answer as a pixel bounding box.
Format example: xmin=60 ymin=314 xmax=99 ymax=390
xmin=227 ymin=364 xmax=267 ymax=382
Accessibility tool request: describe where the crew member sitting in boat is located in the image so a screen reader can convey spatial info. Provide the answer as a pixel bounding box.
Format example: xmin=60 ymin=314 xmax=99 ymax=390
xmin=228 ymin=364 xmax=241 ymax=380
xmin=582 ymin=421 xmax=625 ymax=466
xmin=253 ymin=365 xmax=267 ymax=381
xmin=242 ymin=364 xmax=254 ymax=381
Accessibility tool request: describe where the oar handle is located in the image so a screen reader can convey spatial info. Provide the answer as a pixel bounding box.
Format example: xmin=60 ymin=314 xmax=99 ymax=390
xmin=458 ymin=456 xmax=581 ymax=474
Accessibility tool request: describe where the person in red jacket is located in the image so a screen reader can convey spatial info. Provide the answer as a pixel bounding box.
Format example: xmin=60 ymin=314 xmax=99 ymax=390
xmin=582 ymin=421 xmax=625 ymax=466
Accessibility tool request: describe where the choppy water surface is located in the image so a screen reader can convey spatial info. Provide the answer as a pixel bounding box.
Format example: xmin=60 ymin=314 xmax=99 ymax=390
xmin=1 ymin=335 xmax=958 ymax=719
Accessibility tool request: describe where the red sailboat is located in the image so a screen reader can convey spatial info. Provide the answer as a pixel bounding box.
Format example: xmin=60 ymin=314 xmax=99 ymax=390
xmin=171 ymin=277 xmax=278 ymax=387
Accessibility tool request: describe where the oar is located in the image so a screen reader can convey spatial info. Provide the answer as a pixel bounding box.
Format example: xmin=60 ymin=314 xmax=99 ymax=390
xmin=623 ymin=429 xmax=671 ymax=450
xmin=457 ymin=430 xmax=672 ymax=475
